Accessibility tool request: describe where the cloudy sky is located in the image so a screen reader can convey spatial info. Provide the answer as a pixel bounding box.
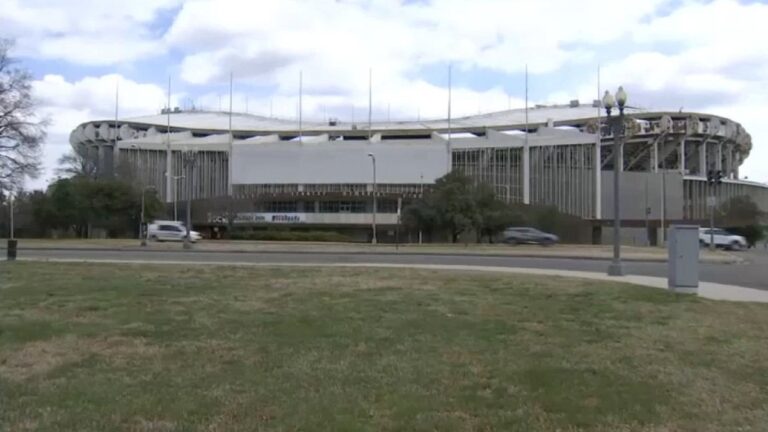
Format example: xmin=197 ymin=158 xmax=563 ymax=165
xmin=2 ymin=0 xmax=767 ymax=188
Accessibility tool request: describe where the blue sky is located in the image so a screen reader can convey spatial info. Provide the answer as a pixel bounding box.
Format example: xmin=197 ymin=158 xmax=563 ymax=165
xmin=2 ymin=0 xmax=767 ymax=186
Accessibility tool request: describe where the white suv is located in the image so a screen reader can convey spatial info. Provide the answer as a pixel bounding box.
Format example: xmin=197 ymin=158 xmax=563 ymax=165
xmin=699 ymin=228 xmax=747 ymax=251
xmin=147 ymin=221 xmax=202 ymax=243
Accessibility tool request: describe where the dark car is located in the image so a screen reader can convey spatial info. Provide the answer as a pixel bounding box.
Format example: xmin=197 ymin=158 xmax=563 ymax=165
xmin=502 ymin=227 xmax=559 ymax=246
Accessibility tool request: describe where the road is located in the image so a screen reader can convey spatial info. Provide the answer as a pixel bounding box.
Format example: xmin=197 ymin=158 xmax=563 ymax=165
xmin=12 ymin=247 xmax=768 ymax=290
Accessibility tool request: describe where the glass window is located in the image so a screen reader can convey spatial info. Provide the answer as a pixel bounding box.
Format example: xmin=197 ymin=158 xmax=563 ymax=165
xmin=265 ymin=201 xmax=298 ymax=213
xmin=319 ymin=201 xmax=340 ymax=213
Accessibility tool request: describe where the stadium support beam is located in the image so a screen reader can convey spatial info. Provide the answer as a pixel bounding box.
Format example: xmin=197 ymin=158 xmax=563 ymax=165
xmin=679 ymin=138 xmax=686 ymax=175
xmin=726 ymin=145 xmax=734 ymax=179
xmin=716 ymin=142 xmax=723 ymax=171
xmin=698 ymin=139 xmax=708 ymax=177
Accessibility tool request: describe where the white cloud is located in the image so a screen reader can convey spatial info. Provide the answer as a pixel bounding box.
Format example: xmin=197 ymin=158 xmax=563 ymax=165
xmin=8 ymin=0 xmax=768 ymax=185
xmin=29 ymin=74 xmax=170 ymax=188
xmin=0 ymin=0 xmax=182 ymax=65
xmin=582 ymin=0 xmax=768 ymax=182
xmin=166 ymin=0 xmax=667 ymax=88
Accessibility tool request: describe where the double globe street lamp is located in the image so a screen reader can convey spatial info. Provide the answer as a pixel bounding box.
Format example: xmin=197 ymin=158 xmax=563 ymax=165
xmin=602 ymin=86 xmax=628 ymax=276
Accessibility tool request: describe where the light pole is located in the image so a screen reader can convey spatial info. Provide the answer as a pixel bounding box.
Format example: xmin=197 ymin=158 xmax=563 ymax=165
xmin=6 ymin=190 xmax=16 ymax=261
xmin=367 ymin=152 xmax=377 ymax=244
xmin=9 ymin=192 xmax=14 ymax=240
xmin=603 ymin=86 xmax=627 ymax=276
xmin=140 ymin=186 xmax=156 ymax=247
xmin=182 ymin=150 xmax=197 ymax=250
xmin=173 ymin=175 xmax=185 ymax=221
xmin=419 ymin=172 xmax=424 ymax=244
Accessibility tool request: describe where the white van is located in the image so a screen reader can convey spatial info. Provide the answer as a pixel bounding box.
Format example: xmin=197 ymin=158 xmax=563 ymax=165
xmin=147 ymin=220 xmax=202 ymax=242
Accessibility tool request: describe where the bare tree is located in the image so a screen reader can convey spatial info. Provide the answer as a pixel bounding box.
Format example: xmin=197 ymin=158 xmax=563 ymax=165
xmin=0 ymin=39 xmax=47 ymax=190
xmin=56 ymin=145 xmax=97 ymax=179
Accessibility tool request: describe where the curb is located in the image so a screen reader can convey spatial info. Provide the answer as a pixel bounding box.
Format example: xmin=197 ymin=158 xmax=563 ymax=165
xmin=0 ymin=246 xmax=741 ymax=264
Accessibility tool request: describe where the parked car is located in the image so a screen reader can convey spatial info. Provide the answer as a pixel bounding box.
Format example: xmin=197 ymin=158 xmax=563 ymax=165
xmin=502 ymin=227 xmax=559 ymax=246
xmin=699 ymin=228 xmax=746 ymax=251
xmin=147 ymin=221 xmax=202 ymax=242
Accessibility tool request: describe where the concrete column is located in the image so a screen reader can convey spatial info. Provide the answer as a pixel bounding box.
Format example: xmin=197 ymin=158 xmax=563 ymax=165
xmin=97 ymin=144 xmax=106 ymax=179
xmin=698 ymin=141 xmax=707 ymax=176
xmin=679 ymin=138 xmax=686 ymax=175
xmin=166 ymin=143 xmax=173 ymax=204
xmin=594 ymin=139 xmax=601 ymax=219
xmin=726 ymin=146 xmax=733 ymax=178
xmin=523 ymin=145 xmax=530 ymax=204
xmin=716 ymin=143 xmax=723 ymax=171
xmin=652 ymin=140 xmax=659 ymax=173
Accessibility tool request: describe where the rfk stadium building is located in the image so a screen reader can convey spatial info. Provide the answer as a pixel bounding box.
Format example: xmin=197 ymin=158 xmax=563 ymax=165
xmin=69 ymin=100 xmax=767 ymax=243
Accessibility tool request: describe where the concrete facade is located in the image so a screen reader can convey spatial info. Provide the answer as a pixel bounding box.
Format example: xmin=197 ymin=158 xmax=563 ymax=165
xmin=70 ymin=102 xmax=767 ymax=239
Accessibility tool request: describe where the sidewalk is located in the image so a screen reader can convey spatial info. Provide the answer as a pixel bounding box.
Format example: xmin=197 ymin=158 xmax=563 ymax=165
xmin=17 ymin=258 xmax=768 ymax=303
xmin=1 ymin=238 xmax=741 ymax=263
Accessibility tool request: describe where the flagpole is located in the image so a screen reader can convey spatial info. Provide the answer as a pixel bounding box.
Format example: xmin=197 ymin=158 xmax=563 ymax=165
xmin=523 ymin=65 xmax=530 ymax=204
xmin=299 ymin=70 xmax=303 ymax=142
xmin=595 ymin=65 xmax=602 ymax=219
xmin=166 ymin=76 xmax=172 ymax=204
xmin=368 ymin=67 xmax=372 ymax=140
xmin=114 ymin=80 xmax=119 ymax=178
xmin=447 ymin=63 xmax=452 ymax=171
xmin=227 ymin=71 xmax=233 ymax=196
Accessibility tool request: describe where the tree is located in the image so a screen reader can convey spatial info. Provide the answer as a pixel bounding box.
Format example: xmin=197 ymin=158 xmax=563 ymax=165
xmin=428 ymin=171 xmax=479 ymax=242
xmin=56 ymin=145 xmax=97 ymax=179
xmin=31 ymin=177 xmax=164 ymax=238
xmin=403 ymin=171 xmax=590 ymax=244
xmin=716 ymin=196 xmax=765 ymax=227
xmin=402 ymin=197 xmax=439 ymax=241
xmin=0 ymin=39 xmax=47 ymax=191
xmin=473 ymin=183 xmax=527 ymax=243
xmin=716 ymin=196 xmax=766 ymax=247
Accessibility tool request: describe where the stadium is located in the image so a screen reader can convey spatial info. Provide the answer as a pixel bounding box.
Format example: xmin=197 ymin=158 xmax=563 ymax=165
xmin=69 ymin=100 xmax=768 ymax=243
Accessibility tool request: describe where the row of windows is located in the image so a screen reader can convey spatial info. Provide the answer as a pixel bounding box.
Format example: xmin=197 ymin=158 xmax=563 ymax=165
xmin=254 ymin=200 xmax=401 ymax=214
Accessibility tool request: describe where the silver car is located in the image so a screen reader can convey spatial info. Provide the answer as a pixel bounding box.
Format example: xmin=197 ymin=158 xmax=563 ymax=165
xmin=502 ymin=227 xmax=559 ymax=246
xmin=148 ymin=222 xmax=202 ymax=243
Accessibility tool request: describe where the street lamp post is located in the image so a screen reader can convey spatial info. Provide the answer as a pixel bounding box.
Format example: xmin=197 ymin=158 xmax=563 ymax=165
xmin=164 ymin=171 xmax=185 ymax=221
xmin=172 ymin=175 xmax=184 ymax=221
xmin=182 ymin=150 xmax=197 ymax=250
xmin=9 ymin=192 xmax=14 ymax=241
xmin=140 ymin=186 xmax=156 ymax=247
xmin=6 ymin=191 xmax=16 ymax=261
xmin=603 ymin=86 xmax=627 ymax=277
xmin=367 ymin=152 xmax=377 ymax=244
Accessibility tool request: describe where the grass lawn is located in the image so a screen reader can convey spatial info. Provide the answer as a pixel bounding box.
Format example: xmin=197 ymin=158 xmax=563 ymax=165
xmin=1 ymin=263 xmax=768 ymax=431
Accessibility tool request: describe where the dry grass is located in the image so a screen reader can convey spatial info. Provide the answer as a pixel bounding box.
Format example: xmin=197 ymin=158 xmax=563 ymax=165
xmin=1 ymin=262 xmax=767 ymax=431
xmin=0 ymin=335 xmax=161 ymax=381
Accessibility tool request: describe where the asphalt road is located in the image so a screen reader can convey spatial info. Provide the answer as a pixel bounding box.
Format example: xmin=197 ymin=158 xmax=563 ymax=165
xmin=11 ymin=247 xmax=768 ymax=290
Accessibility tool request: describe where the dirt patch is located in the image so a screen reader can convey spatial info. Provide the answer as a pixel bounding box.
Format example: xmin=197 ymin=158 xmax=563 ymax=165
xmin=0 ymin=335 xmax=162 ymax=381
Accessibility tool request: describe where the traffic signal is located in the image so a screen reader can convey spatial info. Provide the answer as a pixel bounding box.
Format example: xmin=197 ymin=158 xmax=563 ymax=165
xmin=716 ymin=170 xmax=724 ymax=185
